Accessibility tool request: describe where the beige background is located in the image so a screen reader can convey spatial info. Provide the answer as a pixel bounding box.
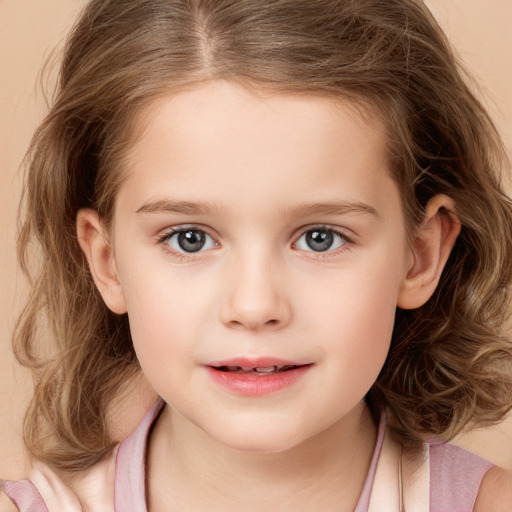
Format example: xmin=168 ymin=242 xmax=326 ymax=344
xmin=1 ymin=0 xmax=511 ymax=478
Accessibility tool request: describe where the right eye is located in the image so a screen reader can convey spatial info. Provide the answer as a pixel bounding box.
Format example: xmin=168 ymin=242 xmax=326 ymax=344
xmin=163 ymin=228 xmax=217 ymax=254
xmin=295 ymin=227 xmax=347 ymax=253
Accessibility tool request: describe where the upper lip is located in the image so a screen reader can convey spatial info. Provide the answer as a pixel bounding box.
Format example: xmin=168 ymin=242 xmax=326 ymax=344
xmin=206 ymin=357 xmax=310 ymax=370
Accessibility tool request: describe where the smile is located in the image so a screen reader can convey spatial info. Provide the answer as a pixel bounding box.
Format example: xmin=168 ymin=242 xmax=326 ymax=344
xmin=214 ymin=364 xmax=301 ymax=375
xmin=205 ymin=359 xmax=313 ymax=396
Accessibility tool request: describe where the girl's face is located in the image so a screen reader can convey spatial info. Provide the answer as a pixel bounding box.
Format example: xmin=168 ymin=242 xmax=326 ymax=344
xmin=104 ymin=81 xmax=415 ymax=452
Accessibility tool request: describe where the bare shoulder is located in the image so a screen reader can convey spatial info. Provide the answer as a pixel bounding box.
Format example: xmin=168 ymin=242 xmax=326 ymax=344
xmin=474 ymin=466 xmax=512 ymax=512
xmin=0 ymin=492 xmax=17 ymax=512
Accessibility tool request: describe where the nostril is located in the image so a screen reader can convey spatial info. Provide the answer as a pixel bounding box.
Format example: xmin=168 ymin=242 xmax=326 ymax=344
xmin=220 ymin=298 xmax=291 ymax=330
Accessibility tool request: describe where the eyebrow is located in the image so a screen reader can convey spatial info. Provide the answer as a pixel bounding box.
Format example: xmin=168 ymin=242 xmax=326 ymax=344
xmin=283 ymin=200 xmax=380 ymax=220
xmin=135 ymin=198 xmax=380 ymax=219
xmin=135 ymin=199 xmax=219 ymax=216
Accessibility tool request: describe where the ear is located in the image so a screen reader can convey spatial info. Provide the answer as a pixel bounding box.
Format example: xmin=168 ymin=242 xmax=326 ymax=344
xmin=397 ymin=195 xmax=461 ymax=310
xmin=76 ymin=208 xmax=127 ymax=314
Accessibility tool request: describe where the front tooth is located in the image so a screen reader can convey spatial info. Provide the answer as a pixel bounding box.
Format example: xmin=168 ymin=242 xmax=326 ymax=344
xmin=255 ymin=366 xmax=278 ymax=373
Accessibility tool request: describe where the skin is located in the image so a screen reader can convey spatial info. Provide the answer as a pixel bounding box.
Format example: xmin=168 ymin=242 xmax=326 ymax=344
xmin=77 ymin=80 xmax=462 ymax=511
xmin=474 ymin=466 xmax=512 ymax=511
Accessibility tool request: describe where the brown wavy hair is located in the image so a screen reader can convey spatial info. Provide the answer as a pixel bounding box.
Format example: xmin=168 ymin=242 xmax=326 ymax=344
xmin=15 ymin=0 xmax=512 ymax=471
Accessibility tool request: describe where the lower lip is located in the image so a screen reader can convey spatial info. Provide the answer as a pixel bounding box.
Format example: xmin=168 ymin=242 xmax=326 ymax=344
xmin=205 ymin=365 xmax=312 ymax=396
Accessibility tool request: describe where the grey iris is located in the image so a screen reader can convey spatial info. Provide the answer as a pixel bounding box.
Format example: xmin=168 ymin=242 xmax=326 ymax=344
xmin=306 ymin=230 xmax=334 ymax=252
xmin=178 ymin=230 xmax=206 ymax=252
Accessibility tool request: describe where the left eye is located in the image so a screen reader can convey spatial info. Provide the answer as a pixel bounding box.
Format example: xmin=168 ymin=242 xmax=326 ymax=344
xmin=295 ymin=228 xmax=347 ymax=252
xmin=165 ymin=229 xmax=217 ymax=253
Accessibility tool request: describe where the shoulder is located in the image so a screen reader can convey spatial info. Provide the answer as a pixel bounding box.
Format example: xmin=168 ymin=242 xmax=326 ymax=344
xmin=0 ymin=447 xmax=117 ymax=512
xmin=473 ymin=466 xmax=512 ymax=512
xmin=429 ymin=442 xmax=493 ymax=510
xmin=429 ymin=441 xmax=493 ymax=482
xmin=33 ymin=449 xmax=117 ymax=512
xmin=0 ymin=492 xmax=18 ymax=512
xmin=1 ymin=479 xmax=46 ymax=512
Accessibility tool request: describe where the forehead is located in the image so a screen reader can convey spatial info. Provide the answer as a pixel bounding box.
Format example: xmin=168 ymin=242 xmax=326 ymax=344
xmin=117 ymin=80 xmax=397 ymax=219
xmin=128 ymin=81 xmax=388 ymax=156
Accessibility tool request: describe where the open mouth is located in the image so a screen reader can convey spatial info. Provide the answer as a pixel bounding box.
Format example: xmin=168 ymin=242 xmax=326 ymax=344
xmin=213 ymin=364 xmax=303 ymax=376
xmin=206 ymin=362 xmax=312 ymax=395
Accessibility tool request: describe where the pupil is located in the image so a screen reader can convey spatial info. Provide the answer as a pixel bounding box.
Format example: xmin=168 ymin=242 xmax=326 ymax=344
xmin=306 ymin=230 xmax=333 ymax=252
xmin=178 ymin=230 xmax=205 ymax=252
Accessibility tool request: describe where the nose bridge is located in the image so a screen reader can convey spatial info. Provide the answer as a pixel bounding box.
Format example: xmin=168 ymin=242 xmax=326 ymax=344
xmin=221 ymin=244 xmax=291 ymax=330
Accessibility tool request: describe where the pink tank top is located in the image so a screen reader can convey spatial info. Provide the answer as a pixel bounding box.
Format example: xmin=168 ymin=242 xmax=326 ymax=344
xmin=1 ymin=401 xmax=493 ymax=511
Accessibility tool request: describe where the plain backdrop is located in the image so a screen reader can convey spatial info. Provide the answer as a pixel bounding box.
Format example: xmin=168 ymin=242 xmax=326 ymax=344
xmin=1 ymin=0 xmax=511 ymax=478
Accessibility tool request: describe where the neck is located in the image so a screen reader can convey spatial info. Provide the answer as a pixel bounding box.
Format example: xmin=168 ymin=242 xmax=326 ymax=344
xmin=146 ymin=401 xmax=377 ymax=512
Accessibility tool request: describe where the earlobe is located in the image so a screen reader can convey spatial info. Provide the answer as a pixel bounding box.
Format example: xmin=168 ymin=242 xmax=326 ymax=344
xmin=397 ymin=195 xmax=461 ymax=310
xmin=76 ymin=208 xmax=127 ymax=314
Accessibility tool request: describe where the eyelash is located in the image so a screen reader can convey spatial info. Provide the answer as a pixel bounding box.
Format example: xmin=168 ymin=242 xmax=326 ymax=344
xmin=156 ymin=226 xmax=218 ymax=262
xmin=156 ymin=224 xmax=353 ymax=261
xmin=294 ymin=225 xmax=353 ymax=258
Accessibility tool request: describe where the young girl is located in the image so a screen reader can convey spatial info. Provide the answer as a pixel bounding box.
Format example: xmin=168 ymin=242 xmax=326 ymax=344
xmin=2 ymin=0 xmax=512 ymax=510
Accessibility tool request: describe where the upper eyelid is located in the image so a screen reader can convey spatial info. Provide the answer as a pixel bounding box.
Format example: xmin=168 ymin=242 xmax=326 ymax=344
xmin=294 ymin=224 xmax=353 ymax=241
xmin=158 ymin=224 xmax=218 ymax=240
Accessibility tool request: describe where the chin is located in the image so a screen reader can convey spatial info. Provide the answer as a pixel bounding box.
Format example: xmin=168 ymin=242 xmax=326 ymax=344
xmin=207 ymin=421 xmax=309 ymax=454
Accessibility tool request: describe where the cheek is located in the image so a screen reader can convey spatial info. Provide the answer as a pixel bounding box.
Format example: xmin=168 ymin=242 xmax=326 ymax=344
xmin=115 ymin=262 xmax=211 ymax=363
xmin=310 ymin=253 xmax=404 ymax=378
xmin=122 ymin=283 xmax=204 ymax=398
xmin=308 ymin=251 xmax=403 ymax=332
xmin=328 ymin=286 xmax=396 ymax=367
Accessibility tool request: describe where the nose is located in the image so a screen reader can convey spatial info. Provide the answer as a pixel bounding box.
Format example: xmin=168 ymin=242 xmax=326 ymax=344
xmin=220 ymin=252 xmax=292 ymax=331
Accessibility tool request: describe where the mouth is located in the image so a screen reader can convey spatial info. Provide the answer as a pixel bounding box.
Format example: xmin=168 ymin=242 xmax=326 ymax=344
xmin=212 ymin=364 xmax=305 ymax=375
xmin=205 ymin=359 xmax=313 ymax=396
